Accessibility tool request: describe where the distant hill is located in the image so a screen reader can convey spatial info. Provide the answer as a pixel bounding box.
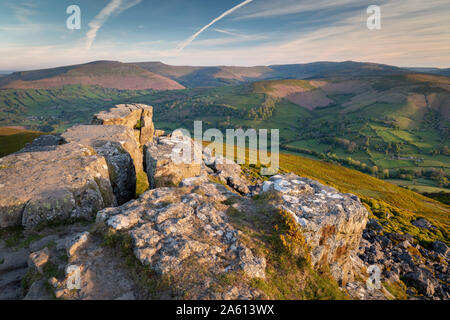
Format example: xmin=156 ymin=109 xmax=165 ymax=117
xmin=0 ymin=60 xmax=426 ymax=90
xmin=134 ymin=61 xmax=272 ymax=87
xmin=0 ymin=61 xmax=185 ymax=90
xmin=134 ymin=61 xmax=410 ymax=88
xmin=0 ymin=59 xmax=448 ymax=194
xmin=407 ymin=67 xmax=450 ymax=77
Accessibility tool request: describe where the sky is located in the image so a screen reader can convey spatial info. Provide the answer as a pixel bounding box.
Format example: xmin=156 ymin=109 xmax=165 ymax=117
xmin=0 ymin=0 xmax=449 ymax=71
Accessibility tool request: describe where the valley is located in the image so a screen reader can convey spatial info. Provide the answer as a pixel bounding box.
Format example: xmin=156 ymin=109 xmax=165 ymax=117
xmin=0 ymin=61 xmax=449 ymax=198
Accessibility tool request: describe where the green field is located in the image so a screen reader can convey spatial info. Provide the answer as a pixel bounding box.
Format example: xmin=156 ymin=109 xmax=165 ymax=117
xmin=0 ymin=73 xmax=449 ymax=196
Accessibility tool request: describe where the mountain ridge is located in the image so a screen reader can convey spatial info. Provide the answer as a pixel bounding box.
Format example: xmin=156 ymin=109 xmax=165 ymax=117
xmin=2 ymin=60 xmax=440 ymax=90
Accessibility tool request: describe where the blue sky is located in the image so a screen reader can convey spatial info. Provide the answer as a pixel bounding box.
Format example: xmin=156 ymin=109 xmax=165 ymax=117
xmin=0 ymin=0 xmax=449 ymax=70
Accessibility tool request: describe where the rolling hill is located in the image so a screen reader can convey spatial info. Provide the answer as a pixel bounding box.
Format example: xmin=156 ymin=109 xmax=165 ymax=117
xmin=0 ymin=60 xmax=448 ymax=195
xmin=0 ymin=61 xmax=185 ymax=90
xmin=134 ymin=61 xmax=411 ymax=88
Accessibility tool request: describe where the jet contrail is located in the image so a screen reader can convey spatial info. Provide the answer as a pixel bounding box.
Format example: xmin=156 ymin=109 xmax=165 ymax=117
xmin=85 ymin=0 xmax=142 ymax=51
xmin=177 ymin=0 xmax=253 ymax=51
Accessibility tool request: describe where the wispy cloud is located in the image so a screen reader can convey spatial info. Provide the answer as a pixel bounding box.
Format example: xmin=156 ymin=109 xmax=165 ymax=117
xmin=177 ymin=0 xmax=254 ymax=51
xmin=85 ymin=0 xmax=142 ymax=51
xmin=7 ymin=2 xmax=38 ymax=23
xmin=233 ymin=0 xmax=363 ymax=20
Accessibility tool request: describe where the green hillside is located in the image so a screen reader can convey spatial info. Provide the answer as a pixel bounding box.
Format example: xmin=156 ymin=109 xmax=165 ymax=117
xmin=277 ymin=151 xmax=449 ymax=246
xmin=0 ymin=62 xmax=448 ymax=197
xmin=0 ymin=127 xmax=44 ymax=157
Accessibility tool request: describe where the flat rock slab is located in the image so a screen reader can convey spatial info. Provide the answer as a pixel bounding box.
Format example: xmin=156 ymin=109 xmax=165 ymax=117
xmin=62 ymin=124 xmax=143 ymax=173
xmin=0 ymin=142 xmax=116 ymax=229
xmin=96 ymin=182 xmax=266 ymax=299
xmin=92 ymin=104 xmax=154 ymax=145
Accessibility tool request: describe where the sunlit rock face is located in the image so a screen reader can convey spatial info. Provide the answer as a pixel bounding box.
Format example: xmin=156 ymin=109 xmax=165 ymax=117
xmin=260 ymin=173 xmax=369 ymax=284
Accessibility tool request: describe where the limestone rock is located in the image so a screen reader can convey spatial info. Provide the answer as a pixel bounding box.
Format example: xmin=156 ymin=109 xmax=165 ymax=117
xmin=92 ymin=104 xmax=154 ymax=145
xmin=412 ymin=218 xmax=434 ymax=230
xmin=28 ymin=248 xmax=50 ymax=274
xmin=96 ymin=182 xmax=266 ymax=298
xmin=66 ymin=232 xmax=90 ymax=256
xmin=260 ymin=173 xmax=369 ymax=284
xmin=204 ymin=151 xmax=250 ymax=195
xmin=62 ymin=125 xmax=142 ymax=204
xmin=144 ymin=135 xmax=202 ymax=188
xmin=0 ymin=142 xmax=116 ymax=229
xmin=18 ymin=134 xmax=63 ymax=153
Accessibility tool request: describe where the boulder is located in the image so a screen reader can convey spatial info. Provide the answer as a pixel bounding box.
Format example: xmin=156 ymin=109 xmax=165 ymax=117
xmin=0 ymin=143 xmax=116 ymax=229
xmin=28 ymin=248 xmax=50 ymax=274
xmin=403 ymin=269 xmax=436 ymax=296
xmin=62 ymin=125 xmax=141 ymax=204
xmin=260 ymin=173 xmax=369 ymax=284
xmin=92 ymin=104 xmax=154 ymax=145
xmin=431 ymin=241 xmax=449 ymax=257
xmin=412 ymin=218 xmax=434 ymax=230
xmin=144 ymin=135 xmax=202 ymax=188
xmin=204 ymin=150 xmax=250 ymax=195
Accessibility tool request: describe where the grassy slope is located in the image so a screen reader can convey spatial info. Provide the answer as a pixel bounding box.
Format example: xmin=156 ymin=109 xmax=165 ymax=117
xmin=277 ymin=152 xmax=449 ymax=246
xmin=0 ymin=85 xmax=157 ymax=132
xmin=0 ymin=127 xmax=44 ymax=157
xmin=208 ymin=139 xmax=448 ymax=246
xmin=0 ymin=72 xmax=448 ymax=192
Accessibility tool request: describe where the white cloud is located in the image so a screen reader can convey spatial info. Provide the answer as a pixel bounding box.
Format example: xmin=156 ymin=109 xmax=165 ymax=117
xmin=7 ymin=2 xmax=38 ymax=23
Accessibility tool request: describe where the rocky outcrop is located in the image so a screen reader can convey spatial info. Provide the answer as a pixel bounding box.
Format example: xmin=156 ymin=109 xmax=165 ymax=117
xmin=1 ymin=100 xmax=447 ymax=300
xmin=96 ymin=181 xmax=266 ymax=299
xmin=260 ymin=174 xmax=369 ymax=285
xmin=62 ymin=125 xmax=141 ymax=204
xmin=358 ymin=219 xmax=450 ymax=299
xmin=92 ymin=104 xmax=154 ymax=145
xmin=144 ymin=135 xmax=202 ymax=188
xmin=0 ymin=104 xmax=156 ymax=229
xmin=0 ymin=142 xmax=116 ymax=229
xmin=62 ymin=124 xmax=143 ymax=173
xmin=203 ymin=149 xmax=250 ymax=195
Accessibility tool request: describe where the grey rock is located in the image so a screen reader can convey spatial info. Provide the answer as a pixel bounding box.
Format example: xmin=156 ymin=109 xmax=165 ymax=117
xmin=18 ymin=134 xmax=63 ymax=153
xmin=28 ymin=248 xmax=50 ymax=274
xmin=92 ymin=103 xmax=154 ymax=145
xmin=144 ymin=136 xmax=201 ymax=188
xmin=403 ymin=269 xmax=435 ymax=296
xmin=412 ymin=218 xmax=434 ymax=230
xmin=24 ymin=280 xmax=53 ymax=300
xmin=260 ymin=173 xmax=368 ymax=284
xmin=432 ymin=241 xmax=449 ymax=257
xmin=0 ymin=142 xmax=116 ymax=229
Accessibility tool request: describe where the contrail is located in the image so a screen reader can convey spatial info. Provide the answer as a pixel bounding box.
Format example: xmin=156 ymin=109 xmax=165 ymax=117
xmin=85 ymin=0 xmax=142 ymax=51
xmin=177 ymin=0 xmax=253 ymax=51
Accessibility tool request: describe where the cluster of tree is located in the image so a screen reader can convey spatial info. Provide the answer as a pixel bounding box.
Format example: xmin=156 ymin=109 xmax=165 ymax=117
xmin=430 ymin=145 xmax=449 ymax=156
xmin=247 ymin=96 xmax=276 ymax=120
xmin=389 ymin=168 xmax=449 ymax=187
